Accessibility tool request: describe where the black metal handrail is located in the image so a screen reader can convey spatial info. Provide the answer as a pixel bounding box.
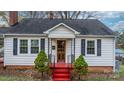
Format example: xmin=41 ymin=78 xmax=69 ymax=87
xmin=49 ymin=54 xmax=55 ymax=78
xmin=67 ymin=54 xmax=74 ymax=64
xmin=68 ymin=55 xmax=70 ymax=79
xmin=53 ymin=55 xmax=55 ymax=68
xmin=67 ymin=54 xmax=74 ymax=80
xmin=49 ymin=54 xmax=55 ymax=67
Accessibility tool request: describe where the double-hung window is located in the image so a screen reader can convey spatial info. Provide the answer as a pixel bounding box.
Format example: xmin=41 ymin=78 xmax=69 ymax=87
xmin=20 ymin=40 xmax=28 ymax=54
xmin=31 ymin=40 xmax=39 ymax=54
xmin=87 ymin=40 xmax=95 ymax=55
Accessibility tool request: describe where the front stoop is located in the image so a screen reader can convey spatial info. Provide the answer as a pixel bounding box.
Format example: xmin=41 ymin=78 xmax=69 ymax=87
xmin=50 ymin=63 xmax=73 ymax=81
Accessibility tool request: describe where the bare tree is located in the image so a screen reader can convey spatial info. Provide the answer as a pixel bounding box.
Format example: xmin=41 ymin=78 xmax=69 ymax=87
xmin=57 ymin=11 xmax=81 ymax=19
xmin=80 ymin=11 xmax=98 ymax=19
xmin=0 ymin=11 xmax=98 ymax=27
xmin=0 ymin=11 xmax=9 ymax=25
xmin=19 ymin=11 xmax=46 ymax=18
xmin=51 ymin=11 xmax=97 ymax=19
xmin=19 ymin=11 xmax=97 ymax=20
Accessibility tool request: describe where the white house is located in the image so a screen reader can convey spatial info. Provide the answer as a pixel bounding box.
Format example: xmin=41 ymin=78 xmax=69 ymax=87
xmin=0 ymin=12 xmax=116 ymax=80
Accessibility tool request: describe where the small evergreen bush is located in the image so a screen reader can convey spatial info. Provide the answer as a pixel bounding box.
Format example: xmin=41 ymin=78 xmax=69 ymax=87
xmin=34 ymin=50 xmax=50 ymax=78
xmin=73 ymin=55 xmax=88 ymax=80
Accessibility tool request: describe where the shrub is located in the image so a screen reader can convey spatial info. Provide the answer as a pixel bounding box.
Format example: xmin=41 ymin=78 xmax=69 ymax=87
xmin=34 ymin=50 xmax=50 ymax=78
xmin=73 ymin=55 xmax=88 ymax=80
xmin=121 ymin=59 xmax=124 ymax=65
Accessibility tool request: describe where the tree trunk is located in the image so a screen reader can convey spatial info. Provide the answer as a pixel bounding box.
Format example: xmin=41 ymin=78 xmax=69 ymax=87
xmin=78 ymin=74 xmax=80 ymax=80
xmin=40 ymin=72 xmax=44 ymax=80
xmin=40 ymin=72 xmax=43 ymax=80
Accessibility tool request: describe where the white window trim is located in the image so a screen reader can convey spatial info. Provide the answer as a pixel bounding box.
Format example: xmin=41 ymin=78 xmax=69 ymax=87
xmin=18 ymin=39 xmax=29 ymax=55
xmin=85 ymin=39 xmax=97 ymax=56
xmin=18 ymin=38 xmax=41 ymax=55
xmin=30 ymin=39 xmax=40 ymax=54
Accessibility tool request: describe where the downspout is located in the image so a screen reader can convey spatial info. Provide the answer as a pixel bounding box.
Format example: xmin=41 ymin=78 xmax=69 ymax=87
xmin=2 ymin=34 xmax=5 ymax=67
xmin=48 ymin=38 xmax=50 ymax=60
xmin=113 ymin=37 xmax=116 ymax=72
xmin=74 ymin=38 xmax=75 ymax=62
xmin=71 ymin=39 xmax=72 ymax=63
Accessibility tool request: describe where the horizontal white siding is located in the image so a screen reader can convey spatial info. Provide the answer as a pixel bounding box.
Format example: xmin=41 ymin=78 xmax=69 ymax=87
xmin=75 ymin=37 xmax=115 ymax=66
xmin=4 ymin=37 xmax=48 ymax=66
xmin=48 ymin=25 xmax=75 ymax=38
xmin=4 ymin=36 xmax=115 ymax=67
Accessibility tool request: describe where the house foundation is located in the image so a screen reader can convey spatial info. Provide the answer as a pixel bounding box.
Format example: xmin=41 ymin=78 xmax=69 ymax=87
xmin=4 ymin=65 xmax=113 ymax=73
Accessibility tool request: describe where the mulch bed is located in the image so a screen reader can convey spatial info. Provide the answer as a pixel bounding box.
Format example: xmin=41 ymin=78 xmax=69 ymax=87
xmin=71 ymin=71 xmax=119 ymax=81
xmin=0 ymin=63 xmax=52 ymax=81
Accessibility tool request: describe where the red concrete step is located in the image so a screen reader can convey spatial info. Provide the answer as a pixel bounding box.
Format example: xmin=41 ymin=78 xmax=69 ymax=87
xmin=51 ymin=63 xmax=72 ymax=81
xmin=53 ymin=73 xmax=70 ymax=77
xmin=53 ymin=69 xmax=69 ymax=73
xmin=53 ymin=77 xmax=70 ymax=81
xmin=50 ymin=64 xmax=73 ymax=69
xmin=53 ymin=66 xmax=69 ymax=69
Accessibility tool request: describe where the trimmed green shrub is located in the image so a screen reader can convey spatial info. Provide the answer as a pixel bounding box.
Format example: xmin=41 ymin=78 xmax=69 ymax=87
xmin=34 ymin=50 xmax=50 ymax=77
xmin=73 ymin=54 xmax=88 ymax=80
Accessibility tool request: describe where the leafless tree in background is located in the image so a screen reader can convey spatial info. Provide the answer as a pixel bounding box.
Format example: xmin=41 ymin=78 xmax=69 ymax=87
xmin=19 ymin=11 xmax=97 ymax=19
xmin=0 ymin=11 xmax=8 ymax=25
xmin=0 ymin=11 xmax=98 ymax=26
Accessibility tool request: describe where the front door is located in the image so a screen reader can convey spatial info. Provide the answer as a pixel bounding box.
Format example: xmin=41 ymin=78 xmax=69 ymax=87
xmin=57 ymin=40 xmax=66 ymax=63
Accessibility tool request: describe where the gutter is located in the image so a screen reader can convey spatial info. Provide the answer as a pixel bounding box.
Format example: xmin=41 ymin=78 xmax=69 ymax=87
xmin=1 ymin=33 xmax=116 ymax=38
xmin=77 ymin=35 xmax=116 ymax=38
xmin=4 ymin=34 xmax=47 ymax=37
xmin=0 ymin=34 xmax=5 ymax=38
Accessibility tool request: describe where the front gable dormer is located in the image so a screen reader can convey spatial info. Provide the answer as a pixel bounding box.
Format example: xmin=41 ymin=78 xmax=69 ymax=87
xmin=44 ymin=23 xmax=80 ymax=38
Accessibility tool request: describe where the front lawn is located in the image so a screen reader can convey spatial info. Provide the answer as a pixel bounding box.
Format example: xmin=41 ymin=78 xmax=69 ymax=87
xmin=88 ymin=77 xmax=113 ymax=81
xmin=0 ymin=68 xmax=51 ymax=81
xmin=120 ymin=65 xmax=124 ymax=76
xmin=117 ymin=65 xmax=124 ymax=80
xmin=0 ymin=75 xmax=34 ymax=81
xmin=87 ymin=65 xmax=124 ymax=81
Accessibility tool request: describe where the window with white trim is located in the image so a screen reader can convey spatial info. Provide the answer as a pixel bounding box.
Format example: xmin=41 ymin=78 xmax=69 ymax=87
xmin=20 ymin=40 xmax=28 ymax=54
xmin=87 ymin=40 xmax=95 ymax=54
xmin=31 ymin=40 xmax=39 ymax=54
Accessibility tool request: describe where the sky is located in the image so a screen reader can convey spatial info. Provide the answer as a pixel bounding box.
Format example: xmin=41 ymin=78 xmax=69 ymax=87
xmin=1 ymin=11 xmax=124 ymax=32
xmin=97 ymin=11 xmax=124 ymax=32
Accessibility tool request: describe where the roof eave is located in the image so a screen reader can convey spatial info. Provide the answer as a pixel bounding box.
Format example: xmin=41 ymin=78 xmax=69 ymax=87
xmin=0 ymin=34 xmax=4 ymax=38
xmin=4 ymin=34 xmax=47 ymax=37
xmin=77 ymin=35 xmax=116 ymax=38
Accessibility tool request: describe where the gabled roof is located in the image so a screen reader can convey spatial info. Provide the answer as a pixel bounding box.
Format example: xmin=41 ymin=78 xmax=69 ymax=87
xmin=44 ymin=23 xmax=80 ymax=34
xmin=0 ymin=27 xmax=9 ymax=37
xmin=0 ymin=19 xmax=115 ymax=35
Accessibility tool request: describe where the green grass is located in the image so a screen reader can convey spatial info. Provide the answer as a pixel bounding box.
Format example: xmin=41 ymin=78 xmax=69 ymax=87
xmin=0 ymin=75 xmax=34 ymax=81
xmin=87 ymin=65 xmax=124 ymax=81
xmin=119 ymin=65 xmax=124 ymax=77
xmin=120 ymin=48 xmax=124 ymax=52
xmin=88 ymin=77 xmax=113 ymax=81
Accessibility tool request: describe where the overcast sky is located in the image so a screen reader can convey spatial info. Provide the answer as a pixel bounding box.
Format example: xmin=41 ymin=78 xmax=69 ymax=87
xmin=97 ymin=11 xmax=124 ymax=32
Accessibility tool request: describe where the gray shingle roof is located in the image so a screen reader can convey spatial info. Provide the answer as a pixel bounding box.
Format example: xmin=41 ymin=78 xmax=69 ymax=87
xmin=0 ymin=19 xmax=115 ymax=35
xmin=0 ymin=27 xmax=9 ymax=34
